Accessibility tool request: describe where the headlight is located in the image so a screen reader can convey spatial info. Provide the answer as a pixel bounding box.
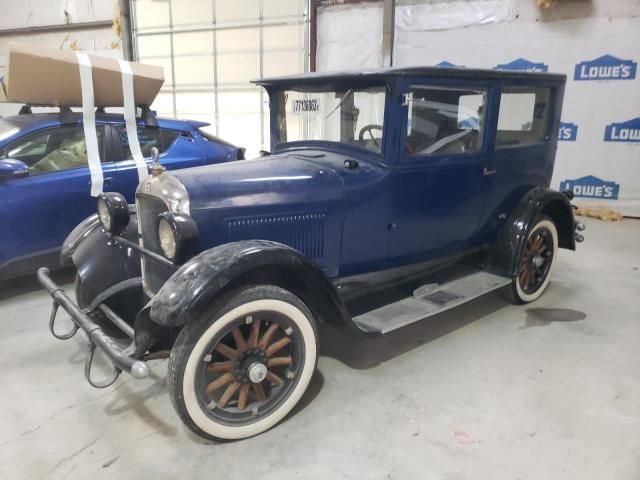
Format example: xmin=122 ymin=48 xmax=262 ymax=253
xmin=157 ymin=212 xmax=198 ymax=263
xmin=96 ymin=192 xmax=129 ymax=234
xmin=158 ymin=217 xmax=177 ymax=259
xmin=97 ymin=198 xmax=111 ymax=231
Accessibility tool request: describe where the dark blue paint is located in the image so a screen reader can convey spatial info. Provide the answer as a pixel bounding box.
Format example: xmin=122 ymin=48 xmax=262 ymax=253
xmin=0 ymin=158 xmax=29 ymax=179
xmin=0 ymin=113 xmax=240 ymax=278
xmin=171 ymin=68 xmax=566 ymax=279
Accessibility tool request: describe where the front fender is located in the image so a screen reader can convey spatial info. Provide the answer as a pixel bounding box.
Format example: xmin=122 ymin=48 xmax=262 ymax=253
xmin=60 ymin=214 xmax=101 ymax=266
xmin=60 ymin=205 xmax=138 ymax=266
xmin=70 ymin=211 xmax=141 ymax=305
xmin=486 ymin=187 xmax=576 ymax=278
xmin=148 ymin=240 xmax=350 ymax=327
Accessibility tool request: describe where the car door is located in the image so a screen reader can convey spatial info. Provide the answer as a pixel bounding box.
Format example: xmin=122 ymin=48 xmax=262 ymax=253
xmin=386 ymin=79 xmax=492 ymax=265
xmin=111 ymin=124 xmax=204 ymax=202
xmin=478 ymin=84 xmax=558 ymax=242
xmin=0 ymin=124 xmax=116 ymax=270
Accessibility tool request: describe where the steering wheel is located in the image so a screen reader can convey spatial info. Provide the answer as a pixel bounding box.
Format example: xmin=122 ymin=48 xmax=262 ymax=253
xmin=358 ymin=124 xmax=383 ymax=149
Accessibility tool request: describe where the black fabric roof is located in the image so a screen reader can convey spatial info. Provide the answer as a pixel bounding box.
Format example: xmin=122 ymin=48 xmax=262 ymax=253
xmin=253 ymin=66 xmax=566 ymax=87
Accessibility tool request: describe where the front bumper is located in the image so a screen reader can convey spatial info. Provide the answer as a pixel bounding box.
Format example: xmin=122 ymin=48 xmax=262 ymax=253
xmin=37 ymin=267 xmax=150 ymax=385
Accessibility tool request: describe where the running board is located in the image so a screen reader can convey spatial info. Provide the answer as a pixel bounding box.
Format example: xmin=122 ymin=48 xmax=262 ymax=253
xmin=352 ymin=270 xmax=511 ymax=334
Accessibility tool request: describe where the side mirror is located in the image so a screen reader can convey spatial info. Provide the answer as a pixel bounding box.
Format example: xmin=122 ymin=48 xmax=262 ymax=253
xmin=0 ymin=158 xmax=29 ymax=181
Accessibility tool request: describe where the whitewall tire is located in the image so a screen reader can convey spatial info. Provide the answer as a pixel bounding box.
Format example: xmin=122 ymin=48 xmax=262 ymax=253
xmin=168 ymin=285 xmax=318 ymax=441
xmin=510 ymin=215 xmax=558 ymax=304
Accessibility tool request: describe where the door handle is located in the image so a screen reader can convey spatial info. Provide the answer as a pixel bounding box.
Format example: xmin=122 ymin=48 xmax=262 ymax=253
xmin=88 ymin=176 xmax=113 ymax=185
xmin=483 ymin=168 xmax=497 ymax=176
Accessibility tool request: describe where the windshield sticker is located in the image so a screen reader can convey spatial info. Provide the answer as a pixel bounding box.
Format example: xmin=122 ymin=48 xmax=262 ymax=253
xmin=291 ymin=98 xmax=322 ymax=115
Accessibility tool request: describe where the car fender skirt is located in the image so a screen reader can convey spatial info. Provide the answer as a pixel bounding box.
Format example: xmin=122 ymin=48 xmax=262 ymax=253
xmin=486 ymin=187 xmax=576 ymax=278
xmin=71 ymin=214 xmax=141 ymax=306
xmin=148 ymin=240 xmax=352 ymax=328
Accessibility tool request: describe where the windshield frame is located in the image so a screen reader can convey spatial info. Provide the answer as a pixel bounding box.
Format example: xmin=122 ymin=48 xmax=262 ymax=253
xmin=267 ymin=80 xmax=391 ymax=158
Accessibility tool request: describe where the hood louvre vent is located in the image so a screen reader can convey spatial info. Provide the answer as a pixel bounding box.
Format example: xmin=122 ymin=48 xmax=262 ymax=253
xmin=226 ymin=213 xmax=326 ymax=260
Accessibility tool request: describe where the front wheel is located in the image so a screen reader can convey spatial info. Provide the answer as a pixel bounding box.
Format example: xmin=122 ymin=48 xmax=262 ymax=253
xmin=167 ymin=285 xmax=318 ymax=441
xmin=510 ymin=215 xmax=558 ymax=304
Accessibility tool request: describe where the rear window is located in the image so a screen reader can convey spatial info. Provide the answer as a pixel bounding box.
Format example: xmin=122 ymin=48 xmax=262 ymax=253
xmin=197 ymin=128 xmax=235 ymax=148
xmin=496 ymin=87 xmax=551 ymax=148
xmin=115 ymin=126 xmax=180 ymax=159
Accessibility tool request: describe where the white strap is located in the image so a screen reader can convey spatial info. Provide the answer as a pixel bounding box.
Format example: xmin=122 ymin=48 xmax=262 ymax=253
xmin=76 ymin=53 xmax=103 ymax=197
xmin=118 ymin=59 xmax=148 ymax=182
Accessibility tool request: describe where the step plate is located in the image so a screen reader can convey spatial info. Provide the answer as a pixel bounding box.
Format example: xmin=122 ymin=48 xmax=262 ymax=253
xmin=353 ymin=271 xmax=511 ymax=334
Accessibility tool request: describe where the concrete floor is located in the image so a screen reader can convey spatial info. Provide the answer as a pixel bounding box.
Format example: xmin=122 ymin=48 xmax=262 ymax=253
xmin=0 ymin=217 xmax=638 ymax=480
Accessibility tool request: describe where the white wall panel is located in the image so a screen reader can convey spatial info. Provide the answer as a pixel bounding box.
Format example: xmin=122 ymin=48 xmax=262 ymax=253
xmin=316 ymin=2 xmax=384 ymax=71
xmin=0 ymin=0 xmax=114 ymax=30
xmin=395 ymin=0 xmax=512 ymax=31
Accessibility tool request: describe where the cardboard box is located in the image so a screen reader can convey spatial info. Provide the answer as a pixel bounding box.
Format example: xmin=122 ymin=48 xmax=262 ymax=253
xmin=0 ymin=77 xmax=7 ymax=102
xmin=3 ymin=42 xmax=164 ymax=107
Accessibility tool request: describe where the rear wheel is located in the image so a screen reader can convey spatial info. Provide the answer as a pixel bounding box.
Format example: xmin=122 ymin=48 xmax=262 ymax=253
xmin=510 ymin=215 xmax=558 ymax=304
xmin=167 ymin=285 xmax=318 ymax=441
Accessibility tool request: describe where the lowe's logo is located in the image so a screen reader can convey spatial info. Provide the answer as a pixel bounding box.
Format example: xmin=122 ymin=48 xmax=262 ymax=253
xmin=560 ymin=176 xmax=620 ymax=200
xmin=495 ymin=58 xmax=548 ymax=72
xmin=558 ymin=122 xmax=578 ymax=141
xmin=436 ymin=61 xmax=464 ymax=68
xmin=574 ymin=55 xmax=637 ymax=80
xmin=604 ymin=117 xmax=640 ymax=142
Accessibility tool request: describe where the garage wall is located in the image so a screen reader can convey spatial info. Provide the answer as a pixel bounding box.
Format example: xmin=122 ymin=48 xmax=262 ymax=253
xmin=316 ymin=2 xmax=384 ymax=70
xmin=131 ymin=0 xmax=309 ymax=158
xmin=0 ymin=0 xmax=122 ymax=117
xmin=317 ymin=0 xmax=640 ymax=216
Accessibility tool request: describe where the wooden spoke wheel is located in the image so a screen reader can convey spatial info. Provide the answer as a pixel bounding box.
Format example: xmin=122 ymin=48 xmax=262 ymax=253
xmin=168 ymin=285 xmax=318 ymax=441
xmin=511 ymin=215 xmax=558 ymax=304
xmin=202 ymin=315 xmax=297 ymax=413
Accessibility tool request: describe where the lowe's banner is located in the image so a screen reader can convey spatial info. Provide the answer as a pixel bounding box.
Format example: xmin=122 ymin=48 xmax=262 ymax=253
xmin=560 ymin=176 xmax=620 ymax=200
xmin=574 ymin=55 xmax=637 ymax=81
xmin=393 ymin=12 xmax=640 ymax=216
xmin=604 ymin=118 xmax=640 ymax=143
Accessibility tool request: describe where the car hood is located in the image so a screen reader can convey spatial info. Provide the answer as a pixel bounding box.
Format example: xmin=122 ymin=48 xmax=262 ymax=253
xmin=171 ymin=152 xmax=345 ymax=214
xmin=168 ymin=152 xmax=346 ymax=272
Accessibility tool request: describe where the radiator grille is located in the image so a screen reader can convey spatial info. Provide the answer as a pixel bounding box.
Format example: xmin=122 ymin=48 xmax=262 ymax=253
xmin=136 ymin=193 xmax=174 ymax=295
xmin=226 ymin=213 xmax=326 ymax=260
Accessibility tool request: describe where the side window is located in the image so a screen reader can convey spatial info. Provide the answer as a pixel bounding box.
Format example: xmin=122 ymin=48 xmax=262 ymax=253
xmin=116 ymin=126 xmax=180 ymax=160
xmin=496 ymin=87 xmax=551 ymax=148
xmin=5 ymin=125 xmax=105 ymax=175
xmin=405 ymin=86 xmax=487 ymax=157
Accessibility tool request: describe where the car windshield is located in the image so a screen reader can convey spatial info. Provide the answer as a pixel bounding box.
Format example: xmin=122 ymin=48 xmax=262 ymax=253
xmin=0 ymin=120 xmax=21 ymax=143
xmin=275 ymin=86 xmax=386 ymax=153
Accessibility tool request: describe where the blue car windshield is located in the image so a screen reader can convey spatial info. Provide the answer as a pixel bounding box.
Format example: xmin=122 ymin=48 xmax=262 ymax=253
xmin=0 ymin=120 xmax=21 ymax=143
xmin=275 ymin=86 xmax=386 ymax=153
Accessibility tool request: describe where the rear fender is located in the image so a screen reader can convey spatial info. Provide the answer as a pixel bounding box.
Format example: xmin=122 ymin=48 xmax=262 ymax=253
xmin=486 ymin=187 xmax=576 ymax=278
xmin=148 ymin=240 xmax=351 ymax=328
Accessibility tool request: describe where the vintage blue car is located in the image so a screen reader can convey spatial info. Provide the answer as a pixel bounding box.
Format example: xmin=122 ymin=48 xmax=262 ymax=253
xmin=38 ymin=67 xmax=584 ymax=441
xmin=0 ymin=112 xmax=243 ymax=279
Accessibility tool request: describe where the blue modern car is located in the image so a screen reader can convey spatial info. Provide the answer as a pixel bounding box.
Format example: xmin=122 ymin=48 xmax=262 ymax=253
xmin=0 ymin=112 xmax=243 ymax=279
xmin=39 ymin=67 xmax=584 ymax=441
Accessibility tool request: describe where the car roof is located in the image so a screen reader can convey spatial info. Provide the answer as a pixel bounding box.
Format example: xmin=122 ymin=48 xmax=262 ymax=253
xmin=253 ymin=65 xmax=566 ymax=87
xmin=0 ymin=112 xmax=206 ymax=132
